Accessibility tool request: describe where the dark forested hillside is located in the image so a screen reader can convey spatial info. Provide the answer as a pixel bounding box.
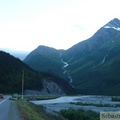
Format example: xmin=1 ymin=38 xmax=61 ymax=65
xmin=0 ymin=51 xmax=75 ymax=94
xmin=0 ymin=51 xmax=43 ymax=93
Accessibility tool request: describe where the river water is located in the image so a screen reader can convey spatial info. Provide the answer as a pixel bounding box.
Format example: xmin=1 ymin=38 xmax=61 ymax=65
xmin=32 ymin=96 xmax=83 ymax=104
xmin=31 ymin=95 xmax=120 ymax=113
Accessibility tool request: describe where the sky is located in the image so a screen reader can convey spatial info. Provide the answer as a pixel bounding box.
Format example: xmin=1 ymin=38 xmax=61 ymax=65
xmin=0 ymin=0 xmax=120 ymax=54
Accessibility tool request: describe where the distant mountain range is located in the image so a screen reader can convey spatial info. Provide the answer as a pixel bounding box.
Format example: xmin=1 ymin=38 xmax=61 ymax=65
xmin=24 ymin=18 xmax=120 ymax=95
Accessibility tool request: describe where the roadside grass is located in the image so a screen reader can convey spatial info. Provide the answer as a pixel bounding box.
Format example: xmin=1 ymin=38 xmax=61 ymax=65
xmin=17 ymin=100 xmax=62 ymax=120
xmin=16 ymin=95 xmax=59 ymax=101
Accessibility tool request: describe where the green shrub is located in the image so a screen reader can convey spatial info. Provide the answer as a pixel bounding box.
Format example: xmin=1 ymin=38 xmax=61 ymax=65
xmin=60 ymin=108 xmax=99 ymax=120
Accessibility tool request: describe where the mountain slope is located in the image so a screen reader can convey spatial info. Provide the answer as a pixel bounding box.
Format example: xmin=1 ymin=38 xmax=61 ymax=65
xmin=24 ymin=18 xmax=120 ymax=95
xmin=24 ymin=45 xmax=64 ymax=76
xmin=0 ymin=51 xmax=43 ymax=93
xmin=63 ymin=18 xmax=120 ymax=95
xmin=0 ymin=51 xmax=75 ymax=94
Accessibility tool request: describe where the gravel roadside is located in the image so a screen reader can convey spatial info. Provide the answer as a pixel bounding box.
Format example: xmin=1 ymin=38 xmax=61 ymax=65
xmin=8 ymin=101 xmax=23 ymax=120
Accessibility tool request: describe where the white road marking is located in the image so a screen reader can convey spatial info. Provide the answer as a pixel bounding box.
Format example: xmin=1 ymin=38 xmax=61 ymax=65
xmin=0 ymin=96 xmax=10 ymax=105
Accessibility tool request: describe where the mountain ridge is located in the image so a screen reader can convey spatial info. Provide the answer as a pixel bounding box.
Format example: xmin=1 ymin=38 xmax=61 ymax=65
xmin=24 ymin=18 xmax=120 ymax=95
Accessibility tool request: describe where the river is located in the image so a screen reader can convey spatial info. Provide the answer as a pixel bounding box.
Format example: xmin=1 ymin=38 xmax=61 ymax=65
xmin=31 ymin=95 xmax=120 ymax=113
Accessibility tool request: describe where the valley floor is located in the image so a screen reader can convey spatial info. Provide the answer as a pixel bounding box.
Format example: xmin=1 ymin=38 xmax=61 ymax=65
xmin=31 ymin=95 xmax=120 ymax=113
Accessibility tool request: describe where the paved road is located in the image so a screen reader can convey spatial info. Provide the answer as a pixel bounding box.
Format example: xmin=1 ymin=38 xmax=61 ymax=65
xmin=0 ymin=95 xmax=22 ymax=120
xmin=0 ymin=96 xmax=10 ymax=120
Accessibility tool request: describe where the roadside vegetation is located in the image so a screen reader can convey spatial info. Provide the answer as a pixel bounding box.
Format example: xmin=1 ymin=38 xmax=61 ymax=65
xmin=17 ymin=100 xmax=63 ymax=120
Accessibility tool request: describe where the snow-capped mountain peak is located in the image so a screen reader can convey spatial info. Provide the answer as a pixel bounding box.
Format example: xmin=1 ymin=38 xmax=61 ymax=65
xmin=104 ymin=18 xmax=120 ymax=31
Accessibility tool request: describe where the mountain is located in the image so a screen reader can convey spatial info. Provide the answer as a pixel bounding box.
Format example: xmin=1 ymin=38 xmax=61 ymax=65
xmin=62 ymin=18 xmax=120 ymax=95
xmin=0 ymin=51 xmax=75 ymax=95
xmin=24 ymin=45 xmax=65 ymax=77
xmin=24 ymin=18 xmax=120 ymax=95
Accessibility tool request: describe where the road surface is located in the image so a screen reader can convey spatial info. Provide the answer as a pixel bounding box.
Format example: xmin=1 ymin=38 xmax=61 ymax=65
xmin=0 ymin=95 xmax=22 ymax=120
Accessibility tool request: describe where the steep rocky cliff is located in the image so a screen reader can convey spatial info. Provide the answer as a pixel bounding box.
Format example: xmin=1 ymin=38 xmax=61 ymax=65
xmin=25 ymin=78 xmax=65 ymax=95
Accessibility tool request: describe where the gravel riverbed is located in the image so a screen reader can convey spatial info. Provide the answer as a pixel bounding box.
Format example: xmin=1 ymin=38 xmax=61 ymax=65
xmin=31 ymin=95 xmax=120 ymax=113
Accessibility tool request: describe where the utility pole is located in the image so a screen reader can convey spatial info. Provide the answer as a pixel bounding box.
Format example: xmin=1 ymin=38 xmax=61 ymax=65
xmin=22 ymin=70 xmax=24 ymax=100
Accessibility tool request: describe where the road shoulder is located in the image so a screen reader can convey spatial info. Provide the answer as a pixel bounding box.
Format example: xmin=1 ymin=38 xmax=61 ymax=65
xmin=8 ymin=101 xmax=23 ymax=120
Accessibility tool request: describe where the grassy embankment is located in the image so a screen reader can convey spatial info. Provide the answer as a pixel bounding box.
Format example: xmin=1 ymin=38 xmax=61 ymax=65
xmin=17 ymin=100 xmax=62 ymax=120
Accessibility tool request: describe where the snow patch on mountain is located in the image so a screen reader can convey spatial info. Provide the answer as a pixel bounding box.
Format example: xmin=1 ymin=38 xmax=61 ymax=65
xmin=102 ymin=55 xmax=108 ymax=64
xmin=104 ymin=25 xmax=120 ymax=31
xmin=104 ymin=18 xmax=120 ymax=31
